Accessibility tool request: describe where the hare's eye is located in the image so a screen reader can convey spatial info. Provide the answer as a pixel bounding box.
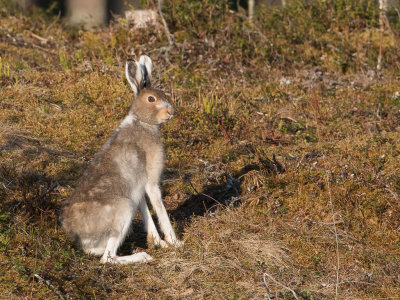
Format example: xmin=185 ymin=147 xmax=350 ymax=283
xmin=148 ymin=96 xmax=156 ymax=103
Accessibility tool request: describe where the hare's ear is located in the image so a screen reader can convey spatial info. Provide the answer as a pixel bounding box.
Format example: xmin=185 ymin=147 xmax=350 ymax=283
xmin=139 ymin=55 xmax=152 ymax=88
xmin=125 ymin=59 xmax=144 ymax=98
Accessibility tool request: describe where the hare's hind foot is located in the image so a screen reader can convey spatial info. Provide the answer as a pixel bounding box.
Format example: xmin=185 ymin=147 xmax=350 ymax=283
xmin=100 ymin=252 xmax=153 ymax=264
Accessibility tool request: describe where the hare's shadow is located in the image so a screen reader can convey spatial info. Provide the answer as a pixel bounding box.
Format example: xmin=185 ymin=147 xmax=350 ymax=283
xmin=166 ymin=156 xmax=284 ymax=240
xmin=119 ymin=169 xmax=243 ymax=255
xmin=171 ymin=175 xmax=242 ymax=220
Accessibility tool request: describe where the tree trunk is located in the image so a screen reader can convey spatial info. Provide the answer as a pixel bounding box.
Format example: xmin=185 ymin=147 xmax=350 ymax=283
xmin=248 ymin=0 xmax=255 ymax=21
xmin=377 ymin=0 xmax=388 ymax=71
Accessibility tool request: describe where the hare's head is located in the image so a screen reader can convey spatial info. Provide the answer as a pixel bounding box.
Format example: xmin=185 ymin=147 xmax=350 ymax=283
xmin=125 ymin=55 xmax=174 ymax=125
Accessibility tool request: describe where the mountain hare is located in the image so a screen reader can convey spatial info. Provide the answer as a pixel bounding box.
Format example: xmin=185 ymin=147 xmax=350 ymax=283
xmin=61 ymin=55 xmax=181 ymax=264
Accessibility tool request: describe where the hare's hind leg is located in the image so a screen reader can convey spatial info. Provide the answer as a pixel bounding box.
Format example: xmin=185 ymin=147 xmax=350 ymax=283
xmin=145 ymin=183 xmax=182 ymax=247
xmin=139 ymin=199 xmax=167 ymax=248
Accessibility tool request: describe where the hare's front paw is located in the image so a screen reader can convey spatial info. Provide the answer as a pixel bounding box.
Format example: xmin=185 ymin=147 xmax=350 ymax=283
xmin=100 ymin=257 xmax=107 ymax=264
xmin=165 ymin=233 xmax=184 ymax=247
xmin=167 ymin=238 xmax=184 ymax=248
xmin=174 ymin=240 xmax=184 ymax=248
xmin=155 ymin=239 xmax=169 ymax=248
xmin=148 ymin=234 xmax=168 ymax=248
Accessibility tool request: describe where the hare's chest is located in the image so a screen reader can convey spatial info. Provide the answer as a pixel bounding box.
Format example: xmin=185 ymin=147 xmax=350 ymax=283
xmin=145 ymin=148 xmax=164 ymax=181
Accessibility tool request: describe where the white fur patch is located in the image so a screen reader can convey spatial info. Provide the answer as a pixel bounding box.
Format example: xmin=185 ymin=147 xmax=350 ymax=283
xmin=155 ymin=102 xmax=169 ymax=109
xmin=119 ymin=114 xmax=136 ymax=128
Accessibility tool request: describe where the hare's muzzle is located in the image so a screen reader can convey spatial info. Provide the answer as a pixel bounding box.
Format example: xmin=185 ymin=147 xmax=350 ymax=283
xmin=156 ymin=102 xmax=174 ymax=123
xmin=167 ymin=105 xmax=174 ymax=119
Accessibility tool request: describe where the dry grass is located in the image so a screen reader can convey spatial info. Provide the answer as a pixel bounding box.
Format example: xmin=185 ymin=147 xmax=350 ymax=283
xmin=1 ymin=0 xmax=400 ymax=299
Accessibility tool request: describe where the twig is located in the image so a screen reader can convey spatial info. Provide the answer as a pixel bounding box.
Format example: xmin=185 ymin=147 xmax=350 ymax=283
xmin=30 ymin=31 xmax=49 ymax=44
xmin=295 ymin=155 xmax=305 ymax=170
xmin=157 ymin=0 xmax=174 ymax=47
xmin=44 ymin=10 xmax=61 ymax=36
xmin=396 ymin=8 xmax=400 ymax=22
xmin=188 ymin=181 xmax=222 ymax=206
xmin=263 ymin=273 xmax=272 ymax=300
xmin=34 ymin=273 xmax=66 ymax=300
xmin=31 ymin=43 xmax=58 ymax=55
xmin=272 ymin=153 xmax=285 ymax=173
xmin=385 ymin=188 xmax=400 ymax=201
xmin=218 ymin=118 xmax=230 ymax=142
xmin=147 ymin=45 xmax=173 ymax=54
xmin=184 ymin=173 xmax=225 ymax=208
xmin=326 ymin=175 xmax=340 ymax=299
xmin=263 ymin=273 xmax=299 ymax=300
xmin=35 ymin=181 xmax=59 ymax=202
xmin=231 ymin=10 xmax=273 ymax=47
